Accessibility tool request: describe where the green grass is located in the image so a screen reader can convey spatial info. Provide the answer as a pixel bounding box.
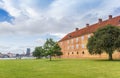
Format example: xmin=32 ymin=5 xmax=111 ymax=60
xmin=0 ymin=59 xmax=120 ymax=78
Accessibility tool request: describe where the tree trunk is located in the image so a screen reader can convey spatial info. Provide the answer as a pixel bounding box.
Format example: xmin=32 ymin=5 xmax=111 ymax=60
xmin=37 ymin=56 xmax=41 ymax=59
xmin=50 ymin=55 xmax=52 ymax=61
xmin=108 ymin=52 xmax=113 ymax=60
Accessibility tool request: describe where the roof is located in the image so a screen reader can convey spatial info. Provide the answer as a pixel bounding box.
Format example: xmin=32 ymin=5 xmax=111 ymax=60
xmin=59 ymin=15 xmax=120 ymax=42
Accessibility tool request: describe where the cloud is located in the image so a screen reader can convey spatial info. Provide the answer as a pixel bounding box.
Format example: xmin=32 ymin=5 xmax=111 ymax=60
xmin=0 ymin=45 xmax=10 ymax=49
xmin=0 ymin=8 xmax=14 ymax=23
xmin=49 ymin=33 xmax=66 ymax=39
xmin=0 ymin=0 xmax=120 ymax=35
xmin=35 ymin=38 xmax=46 ymax=46
xmin=0 ymin=0 xmax=120 ymax=53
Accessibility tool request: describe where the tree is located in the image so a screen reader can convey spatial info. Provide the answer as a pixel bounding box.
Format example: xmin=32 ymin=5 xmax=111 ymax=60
xmin=44 ymin=38 xmax=62 ymax=61
xmin=44 ymin=38 xmax=56 ymax=61
xmin=33 ymin=46 xmax=44 ymax=59
xmin=53 ymin=43 xmax=63 ymax=57
xmin=87 ymin=25 xmax=120 ymax=60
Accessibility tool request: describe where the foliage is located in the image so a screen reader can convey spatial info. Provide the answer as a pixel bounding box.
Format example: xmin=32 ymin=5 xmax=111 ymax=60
xmin=33 ymin=38 xmax=62 ymax=60
xmin=44 ymin=38 xmax=56 ymax=56
xmin=53 ymin=43 xmax=63 ymax=57
xmin=33 ymin=46 xmax=44 ymax=59
xmin=44 ymin=38 xmax=62 ymax=61
xmin=87 ymin=25 xmax=120 ymax=60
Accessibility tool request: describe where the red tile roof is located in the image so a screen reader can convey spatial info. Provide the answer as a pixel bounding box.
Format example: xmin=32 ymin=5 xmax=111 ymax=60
xmin=59 ymin=15 xmax=120 ymax=42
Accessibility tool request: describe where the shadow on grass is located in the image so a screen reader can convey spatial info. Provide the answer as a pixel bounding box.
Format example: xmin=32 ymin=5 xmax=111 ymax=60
xmin=93 ymin=59 xmax=120 ymax=62
xmin=45 ymin=59 xmax=63 ymax=62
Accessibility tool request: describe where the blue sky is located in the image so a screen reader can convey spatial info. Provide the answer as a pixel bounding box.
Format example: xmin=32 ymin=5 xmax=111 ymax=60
xmin=0 ymin=0 xmax=120 ymax=54
xmin=0 ymin=8 xmax=14 ymax=23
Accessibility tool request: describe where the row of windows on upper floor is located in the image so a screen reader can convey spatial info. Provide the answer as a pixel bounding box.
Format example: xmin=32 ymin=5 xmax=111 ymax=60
xmin=67 ymin=44 xmax=86 ymax=50
xmin=60 ymin=34 xmax=91 ymax=45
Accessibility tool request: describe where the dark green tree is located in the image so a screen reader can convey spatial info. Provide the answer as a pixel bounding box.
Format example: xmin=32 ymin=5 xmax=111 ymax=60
xmin=33 ymin=46 xmax=44 ymax=59
xmin=87 ymin=25 xmax=120 ymax=60
xmin=44 ymin=38 xmax=56 ymax=61
xmin=44 ymin=38 xmax=62 ymax=61
xmin=53 ymin=43 xmax=63 ymax=57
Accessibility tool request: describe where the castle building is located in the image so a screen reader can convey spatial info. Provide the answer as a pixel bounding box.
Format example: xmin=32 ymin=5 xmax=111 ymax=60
xmin=58 ymin=15 xmax=120 ymax=59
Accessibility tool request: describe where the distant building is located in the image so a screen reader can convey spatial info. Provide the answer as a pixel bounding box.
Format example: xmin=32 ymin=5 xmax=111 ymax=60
xmin=0 ymin=53 xmax=3 ymax=58
xmin=7 ymin=52 xmax=14 ymax=58
xmin=58 ymin=15 xmax=120 ymax=59
xmin=26 ymin=48 xmax=31 ymax=56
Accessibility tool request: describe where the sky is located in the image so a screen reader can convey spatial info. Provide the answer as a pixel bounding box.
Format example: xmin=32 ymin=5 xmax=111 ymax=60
xmin=0 ymin=0 xmax=120 ymax=54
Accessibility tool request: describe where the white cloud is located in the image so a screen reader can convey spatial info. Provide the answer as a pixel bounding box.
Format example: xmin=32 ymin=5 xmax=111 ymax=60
xmin=49 ymin=33 xmax=66 ymax=39
xmin=1 ymin=0 xmax=120 ymax=36
xmin=35 ymin=38 xmax=46 ymax=46
xmin=1 ymin=0 xmax=120 ymax=35
xmin=1 ymin=0 xmax=120 ymax=53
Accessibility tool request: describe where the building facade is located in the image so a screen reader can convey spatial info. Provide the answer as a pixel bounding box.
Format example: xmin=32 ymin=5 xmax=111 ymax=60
xmin=58 ymin=15 xmax=120 ymax=59
xmin=26 ymin=48 xmax=31 ymax=56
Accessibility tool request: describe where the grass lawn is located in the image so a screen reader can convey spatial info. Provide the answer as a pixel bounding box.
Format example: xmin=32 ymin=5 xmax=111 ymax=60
xmin=0 ymin=59 xmax=120 ymax=78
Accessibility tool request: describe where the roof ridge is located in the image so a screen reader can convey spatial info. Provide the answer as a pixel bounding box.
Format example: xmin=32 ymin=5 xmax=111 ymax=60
xmin=59 ymin=15 xmax=120 ymax=42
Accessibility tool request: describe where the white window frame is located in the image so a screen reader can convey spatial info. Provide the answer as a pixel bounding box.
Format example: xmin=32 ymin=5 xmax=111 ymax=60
xmin=76 ymin=38 xmax=79 ymax=42
xmin=81 ymin=36 xmax=84 ymax=40
xmin=82 ymin=44 xmax=85 ymax=48
xmin=76 ymin=44 xmax=79 ymax=49
xmin=71 ymin=39 xmax=73 ymax=44
xmin=72 ymin=45 xmax=74 ymax=49
xmin=67 ymin=40 xmax=70 ymax=44
xmin=88 ymin=35 xmax=91 ymax=38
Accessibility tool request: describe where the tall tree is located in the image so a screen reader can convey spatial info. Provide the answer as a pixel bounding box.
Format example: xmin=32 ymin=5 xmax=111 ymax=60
xmin=87 ymin=25 xmax=120 ymax=60
xmin=53 ymin=43 xmax=63 ymax=57
xmin=44 ymin=38 xmax=56 ymax=61
xmin=44 ymin=38 xmax=62 ymax=61
xmin=33 ymin=46 xmax=44 ymax=59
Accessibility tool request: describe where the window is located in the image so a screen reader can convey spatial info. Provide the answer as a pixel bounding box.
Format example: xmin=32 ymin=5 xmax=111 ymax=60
xmin=72 ymin=45 xmax=74 ymax=49
xmin=67 ymin=46 xmax=70 ymax=50
xmin=72 ymin=52 xmax=74 ymax=54
xmin=71 ymin=39 xmax=73 ymax=44
xmin=88 ymin=35 xmax=91 ymax=38
xmin=68 ymin=52 xmax=69 ymax=55
xmin=76 ymin=38 xmax=79 ymax=42
xmin=82 ymin=44 xmax=85 ymax=48
xmin=76 ymin=44 xmax=79 ymax=49
xmin=77 ymin=52 xmax=79 ymax=54
xmin=82 ymin=51 xmax=85 ymax=54
xmin=67 ymin=40 xmax=70 ymax=44
xmin=68 ymin=34 xmax=72 ymax=38
xmin=81 ymin=36 xmax=84 ymax=40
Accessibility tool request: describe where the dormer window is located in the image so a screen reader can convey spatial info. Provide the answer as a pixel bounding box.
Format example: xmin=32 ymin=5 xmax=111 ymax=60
xmin=68 ymin=34 xmax=72 ymax=38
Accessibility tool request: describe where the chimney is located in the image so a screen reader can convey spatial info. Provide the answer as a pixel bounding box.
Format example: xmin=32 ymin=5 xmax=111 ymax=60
xmin=75 ymin=28 xmax=79 ymax=31
xmin=98 ymin=18 xmax=102 ymax=23
xmin=109 ymin=15 xmax=112 ymax=19
xmin=86 ymin=23 xmax=89 ymax=27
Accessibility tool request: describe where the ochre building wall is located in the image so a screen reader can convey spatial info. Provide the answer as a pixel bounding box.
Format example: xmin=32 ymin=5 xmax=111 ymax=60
xmin=58 ymin=15 xmax=120 ymax=59
xmin=58 ymin=34 xmax=120 ymax=59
